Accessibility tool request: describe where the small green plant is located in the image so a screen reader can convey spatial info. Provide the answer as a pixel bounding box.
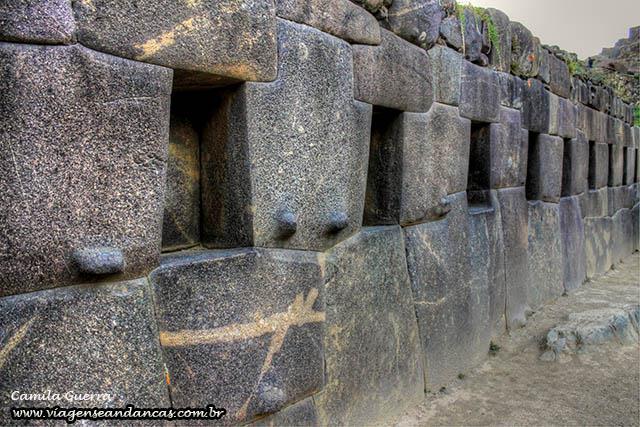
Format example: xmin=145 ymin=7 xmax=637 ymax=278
xmin=457 ymin=373 xmax=466 ymax=380
xmin=455 ymin=3 xmax=501 ymax=58
xmin=634 ymin=105 xmax=640 ymax=127
xmin=489 ymin=341 xmax=501 ymax=355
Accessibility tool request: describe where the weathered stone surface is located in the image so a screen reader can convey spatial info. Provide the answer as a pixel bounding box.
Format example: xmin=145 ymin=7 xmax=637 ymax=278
xmin=364 ymin=105 xmax=469 ymax=225
xmin=584 ymin=216 xmax=613 ymax=279
xmin=201 ymin=20 xmax=370 ymax=252
xmin=162 ymin=98 xmax=200 ymax=251
xmin=571 ymin=77 xmax=589 ymax=105
xmin=608 ymin=143 xmax=624 ymax=186
xmin=0 ymin=43 xmax=172 ymax=297
xmin=150 ymin=248 xmax=324 ymax=424
xmin=497 ymin=72 xmax=524 ymax=109
xmin=589 ymin=142 xmax=609 ymax=190
xmin=353 ymin=29 xmax=433 ymax=112
xmin=610 ymin=208 xmax=634 ymax=265
xmin=580 ymin=188 xmax=609 ymax=218
xmin=439 ymin=16 xmax=463 ymax=51
xmin=510 ymin=22 xmax=540 ymax=77
xmin=405 ymin=192 xmax=490 ymax=387
xmin=73 ymin=247 xmax=124 ymax=275
xmin=317 ymin=226 xmax=423 ymax=426
xmin=526 ymin=134 xmax=563 ymax=203
xmin=0 ymin=279 xmax=169 ymax=418
xmin=277 ymin=0 xmax=380 ymax=45
xmin=527 ymin=201 xmax=563 ymax=310
xmin=251 ymin=397 xmax=318 ymax=427
xmin=522 ymin=78 xmax=550 ymax=133
xmin=496 ymin=187 xmax=530 ymax=329
xmin=387 ymin=0 xmax=442 ymax=49
xmin=460 ymin=61 xmax=500 ymax=123
xmin=459 ymin=8 xmax=484 ymax=63
xmin=548 ymin=53 xmax=571 ymax=98
xmin=73 ymin=0 xmax=277 ymax=88
xmin=428 ymin=44 xmax=462 ymax=106
xmin=486 ymin=8 xmax=511 ymax=72
xmin=488 ymin=107 xmax=527 ymax=188
xmin=561 ymin=133 xmax=589 ymax=197
xmin=0 ymin=0 xmax=75 ymax=44
xmin=624 ymin=147 xmax=636 ymax=185
xmin=557 ymin=97 xmax=577 ymax=139
xmin=537 ymin=49 xmax=550 ymax=84
xmin=607 ymin=185 xmax=634 ymax=216
xmin=559 ymin=196 xmax=587 ymax=292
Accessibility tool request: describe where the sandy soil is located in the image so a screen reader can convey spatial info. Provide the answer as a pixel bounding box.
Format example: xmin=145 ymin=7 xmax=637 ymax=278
xmin=394 ymin=253 xmax=640 ymax=427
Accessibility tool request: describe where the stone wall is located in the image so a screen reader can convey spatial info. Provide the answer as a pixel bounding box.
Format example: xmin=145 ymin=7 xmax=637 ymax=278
xmin=0 ymin=1 xmax=638 ymax=425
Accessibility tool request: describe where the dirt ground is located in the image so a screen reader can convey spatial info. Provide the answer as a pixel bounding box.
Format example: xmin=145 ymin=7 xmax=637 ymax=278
xmin=394 ymin=253 xmax=640 ymax=427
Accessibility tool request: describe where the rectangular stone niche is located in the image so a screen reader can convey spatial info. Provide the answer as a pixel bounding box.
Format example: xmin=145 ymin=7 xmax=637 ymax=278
xmin=467 ymin=122 xmax=492 ymax=208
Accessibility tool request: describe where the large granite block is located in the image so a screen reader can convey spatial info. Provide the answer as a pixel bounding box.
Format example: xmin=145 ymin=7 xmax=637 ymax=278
xmin=73 ymin=0 xmax=277 ymax=88
xmin=387 ymin=0 xmax=443 ymax=49
xmin=522 ymin=78 xmax=550 ymax=133
xmin=150 ymin=248 xmax=324 ymax=425
xmin=427 ymin=44 xmax=462 ymax=106
xmin=251 ymin=397 xmax=318 ymax=427
xmin=584 ymin=217 xmax=613 ymax=279
xmin=404 ymin=192 xmax=490 ymax=387
xmin=459 ymin=61 xmax=500 ymax=123
xmin=201 ymin=20 xmax=370 ymax=252
xmin=557 ymin=97 xmax=577 ymax=139
xmin=580 ymin=188 xmax=608 ymax=218
xmin=527 ymin=201 xmax=563 ymax=310
xmin=559 ymin=196 xmax=587 ymax=292
xmin=0 ymin=279 xmax=169 ymax=421
xmin=607 ymin=185 xmax=634 ymax=215
xmin=486 ymin=8 xmax=511 ymax=73
xmin=624 ymin=147 xmax=636 ymax=185
xmin=0 ymin=43 xmax=172 ymax=297
xmin=364 ymin=105 xmax=469 ymax=225
xmin=548 ymin=54 xmax=571 ymax=98
xmin=353 ymin=29 xmax=433 ymax=112
xmin=608 ymin=143 xmax=624 ymax=186
xmin=526 ymin=134 xmax=563 ymax=202
xmin=162 ymin=96 xmax=201 ymax=251
xmin=316 ymin=226 xmax=423 ymax=426
xmin=0 ymin=0 xmax=75 ymax=44
xmin=509 ymin=22 xmax=540 ymax=78
xmin=497 ymin=72 xmax=524 ymax=109
xmin=276 ymin=0 xmax=380 ymax=45
xmin=610 ymin=208 xmax=634 ymax=265
xmin=589 ymin=142 xmax=609 ymax=190
xmin=496 ymin=187 xmax=529 ymax=329
xmin=490 ymin=107 xmax=527 ymax=188
xmin=561 ymin=133 xmax=589 ymax=197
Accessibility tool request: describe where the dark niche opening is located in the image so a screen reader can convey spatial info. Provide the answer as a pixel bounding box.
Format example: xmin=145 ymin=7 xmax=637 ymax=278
xmin=467 ymin=122 xmax=492 ymax=208
xmin=588 ymin=140 xmax=597 ymax=190
xmin=525 ymin=131 xmax=540 ymax=201
xmin=561 ymin=138 xmax=572 ymax=197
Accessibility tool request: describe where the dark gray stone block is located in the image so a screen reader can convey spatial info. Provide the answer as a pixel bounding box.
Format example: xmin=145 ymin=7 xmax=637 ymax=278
xmin=497 ymin=72 xmax=524 ymax=109
xmin=0 ymin=43 xmax=172 ymax=297
xmin=571 ymin=77 xmax=589 ymax=105
xmin=590 ymin=142 xmax=609 ymax=190
xmin=405 ymin=192 xmax=491 ymax=387
xmin=364 ymin=106 xmax=469 ymax=225
xmin=277 ymin=0 xmax=380 ymax=45
xmin=526 ymin=134 xmax=563 ymax=203
xmin=387 ymin=0 xmax=442 ymax=49
xmin=0 ymin=0 xmax=76 ymax=44
xmin=458 ymin=8 xmax=483 ymax=63
xmin=557 ymin=97 xmax=577 ymax=139
xmin=73 ymin=0 xmax=277 ymax=88
xmin=548 ymin=54 xmax=570 ymax=98
xmin=610 ymin=208 xmax=634 ymax=265
xmin=353 ymin=28 xmax=433 ymax=112
xmin=561 ymin=133 xmax=589 ymax=197
xmin=460 ymin=61 xmax=500 ymax=123
xmin=201 ymin=20 xmax=371 ymax=252
xmin=559 ymin=196 xmax=587 ymax=292
xmin=522 ymin=78 xmax=550 ymax=133
xmin=580 ymin=188 xmax=608 ymax=219
xmin=608 ymin=143 xmax=624 ymax=187
xmin=150 ymin=247 xmax=324 ymax=425
xmin=251 ymin=397 xmax=318 ymax=427
xmin=490 ymin=107 xmax=527 ymax=189
xmin=496 ymin=187 xmax=529 ymax=329
xmin=486 ymin=8 xmax=511 ymax=73
xmin=427 ymin=45 xmax=462 ymax=106
xmin=527 ymin=201 xmax=563 ymax=310
xmin=316 ymin=226 xmax=423 ymax=426
xmin=509 ymin=21 xmax=540 ymax=77
xmin=72 ymin=247 xmax=125 ymax=275
xmin=162 ymin=100 xmax=200 ymax=251
xmin=0 ymin=279 xmax=169 ymax=420
xmin=584 ymin=216 xmax=613 ymax=279
xmin=537 ymin=49 xmax=550 ymax=84
xmin=624 ymin=148 xmax=636 ymax=185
